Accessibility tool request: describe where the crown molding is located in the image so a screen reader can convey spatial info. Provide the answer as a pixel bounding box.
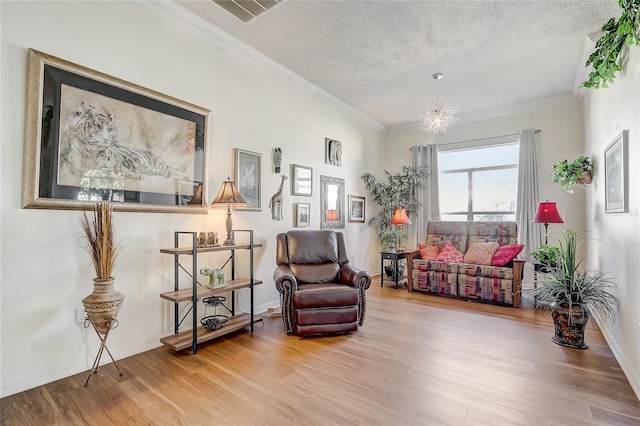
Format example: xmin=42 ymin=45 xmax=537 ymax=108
xmin=143 ymin=1 xmax=385 ymax=133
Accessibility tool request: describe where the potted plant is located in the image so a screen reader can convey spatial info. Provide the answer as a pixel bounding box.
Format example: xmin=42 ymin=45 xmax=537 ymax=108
xmin=551 ymin=156 xmax=593 ymax=193
xmin=530 ymin=244 xmax=560 ymax=272
xmin=80 ymin=202 xmax=125 ymax=334
xmin=530 ymin=228 xmax=618 ymax=349
xmin=361 ymin=166 xmax=426 ymax=251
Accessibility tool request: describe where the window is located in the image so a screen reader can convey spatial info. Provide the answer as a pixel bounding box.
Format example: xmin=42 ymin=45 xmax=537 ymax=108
xmin=438 ymin=141 xmax=519 ymax=222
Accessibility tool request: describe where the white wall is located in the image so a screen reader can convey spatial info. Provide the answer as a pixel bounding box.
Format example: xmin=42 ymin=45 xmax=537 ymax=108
xmin=0 ymin=1 xmax=383 ymax=397
xmin=384 ymin=95 xmax=587 ymax=247
xmin=583 ymin=45 xmax=640 ymax=398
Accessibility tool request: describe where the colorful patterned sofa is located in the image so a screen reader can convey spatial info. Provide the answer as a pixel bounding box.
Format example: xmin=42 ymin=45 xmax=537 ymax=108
xmin=406 ymin=221 xmax=525 ymax=307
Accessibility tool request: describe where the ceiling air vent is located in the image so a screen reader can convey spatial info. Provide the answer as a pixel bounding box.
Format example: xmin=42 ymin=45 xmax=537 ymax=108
xmin=212 ymin=0 xmax=284 ymax=23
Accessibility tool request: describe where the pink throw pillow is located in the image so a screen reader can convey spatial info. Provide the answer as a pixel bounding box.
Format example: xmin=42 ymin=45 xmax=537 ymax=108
xmin=464 ymin=242 xmax=499 ymax=265
xmin=435 ymin=242 xmax=464 ymax=263
xmin=418 ymin=243 xmax=440 ymax=260
xmin=491 ymin=244 xmax=525 ymax=266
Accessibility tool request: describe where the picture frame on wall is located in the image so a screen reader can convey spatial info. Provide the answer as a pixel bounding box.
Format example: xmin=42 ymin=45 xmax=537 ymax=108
xmin=325 ymin=138 xmax=342 ymax=166
xmin=295 ymin=203 xmax=310 ymax=227
xmin=235 ymin=148 xmax=262 ymax=210
xmin=348 ymin=195 xmax=365 ymax=223
xmin=604 ymin=130 xmax=628 ymax=213
xmin=22 ymin=49 xmax=210 ymax=213
xmin=291 ymin=164 xmax=313 ymax=196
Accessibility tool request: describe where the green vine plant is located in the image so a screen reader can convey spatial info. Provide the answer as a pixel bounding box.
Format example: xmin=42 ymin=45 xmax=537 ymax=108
xmin=551 ymin=156 xmax=593 ymax=194
xmin=583 ymin=0 xmax=640 ymax=88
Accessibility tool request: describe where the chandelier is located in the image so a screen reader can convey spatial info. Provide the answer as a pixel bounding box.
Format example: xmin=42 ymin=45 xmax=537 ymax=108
xmin=420 ymin=72 xmax=459 ymax=134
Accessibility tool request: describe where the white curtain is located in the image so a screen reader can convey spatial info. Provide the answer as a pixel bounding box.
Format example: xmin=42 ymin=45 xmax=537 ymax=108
xmin=515 ymin=129 xmax=542 ymax=259
xmin=410 ymin=145 xmax=440 ymax=246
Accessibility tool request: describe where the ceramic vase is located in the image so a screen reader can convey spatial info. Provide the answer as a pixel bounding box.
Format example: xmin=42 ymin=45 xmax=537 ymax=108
xmin=551 ymin=303 xmax=590 ymax=349
xmin=82 ymin=277 xmax=125 ymax=334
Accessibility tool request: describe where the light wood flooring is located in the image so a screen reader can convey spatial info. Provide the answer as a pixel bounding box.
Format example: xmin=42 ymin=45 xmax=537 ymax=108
xmin=2 ymin=283 xmax=639 ymax=425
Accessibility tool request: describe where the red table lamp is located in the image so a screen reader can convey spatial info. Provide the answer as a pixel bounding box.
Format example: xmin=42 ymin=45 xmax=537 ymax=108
xmin=531 ymin=201 xmax=564 ymax=244
xmin=390 ymin=208 xmax=412 ymax=251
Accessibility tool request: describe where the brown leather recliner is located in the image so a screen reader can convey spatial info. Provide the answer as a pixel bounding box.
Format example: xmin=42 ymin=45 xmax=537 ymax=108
xmin=273 ymin=230 xmax=371 ymax=336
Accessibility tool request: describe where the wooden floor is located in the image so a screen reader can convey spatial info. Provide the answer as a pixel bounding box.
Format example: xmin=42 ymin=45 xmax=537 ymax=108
xmin=2 ymin=284 xmax=639 ymax=425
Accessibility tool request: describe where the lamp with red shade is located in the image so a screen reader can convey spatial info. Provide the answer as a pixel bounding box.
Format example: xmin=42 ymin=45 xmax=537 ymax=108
xmin=531 ymin=201 xmax=564 ymax=244
xmin=390 ymin=208 xmax=412 ymax=251
xmin=326 ymin=209 xmax=339 ymax=221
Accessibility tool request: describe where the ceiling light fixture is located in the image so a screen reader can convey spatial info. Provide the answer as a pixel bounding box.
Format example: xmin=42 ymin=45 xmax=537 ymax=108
xmin=420 ymin=72 xmax=459 ymax=135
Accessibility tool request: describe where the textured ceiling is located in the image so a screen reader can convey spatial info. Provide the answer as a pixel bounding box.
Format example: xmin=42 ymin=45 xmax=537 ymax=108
xmin=176 ymin=0 xmax=621 ymax=127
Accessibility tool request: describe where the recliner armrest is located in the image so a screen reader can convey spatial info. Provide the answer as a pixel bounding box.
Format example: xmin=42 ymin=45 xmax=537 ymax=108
xmin=273 ymin=265 xmax=297 ymax=294
xmin=340 ymin=264 xmax=371 ymax=290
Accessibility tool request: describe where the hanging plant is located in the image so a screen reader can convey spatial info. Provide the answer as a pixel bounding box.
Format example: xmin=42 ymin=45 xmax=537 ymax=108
xmin=551 ymin=156 xmax=593 ymax=194
xmin=582 ymin=0 xmax=640 ymax=89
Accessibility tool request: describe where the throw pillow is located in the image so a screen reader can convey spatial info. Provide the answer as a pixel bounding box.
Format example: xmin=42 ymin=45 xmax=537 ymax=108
xmin=435 ymin=242 xmax=464 ymax=263
xmin=418 ymin=243 xmax=439 ymax=260
xmin=491 ymin=244 xmax=525 ymax=266
xmin=464 ymin=242 xmax=499 ymax=265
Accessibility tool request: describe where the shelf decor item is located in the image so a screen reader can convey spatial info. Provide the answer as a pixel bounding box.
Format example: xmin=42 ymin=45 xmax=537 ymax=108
xmin=80 ymin=202 xmax=125 ymax=334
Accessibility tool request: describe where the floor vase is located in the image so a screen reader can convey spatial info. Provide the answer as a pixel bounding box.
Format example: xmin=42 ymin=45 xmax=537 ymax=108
xmin=82 ymin=277 xmax=125 ymax=334
xmin=551 ymin=303 xmax=589 ymax=349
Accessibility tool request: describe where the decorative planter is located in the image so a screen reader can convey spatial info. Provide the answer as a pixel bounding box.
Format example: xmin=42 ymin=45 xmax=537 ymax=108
xmin=577 ymin=170 xmax=592 ymax=185
xmin=384 ymin=264 xmax=405 ymax=279
xmin=82 ymin=277 xmax=125 ymax=334
xmin=551 ymin=303 xmax=590 ymax=349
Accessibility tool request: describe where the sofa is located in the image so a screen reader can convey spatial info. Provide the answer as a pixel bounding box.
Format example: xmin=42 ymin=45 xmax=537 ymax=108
xmin=273 ymin=230 xmax=372 ymax=336
xmin=406 ymin=221 xmax=525 ymax=307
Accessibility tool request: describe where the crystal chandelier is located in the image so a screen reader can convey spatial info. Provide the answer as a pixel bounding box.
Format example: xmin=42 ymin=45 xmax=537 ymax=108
xmin=420 ymin=73 xmax=459 ymax=134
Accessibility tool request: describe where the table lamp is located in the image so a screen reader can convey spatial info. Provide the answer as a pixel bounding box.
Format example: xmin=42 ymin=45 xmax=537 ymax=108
xmin=211 ymin=177 xmax=247 ymax=245
xmin=390 ymin=207 xmax=412 ymax=251
xmin=531 ymin=201 xmax=563 ymax=244
xmin=326 ymin=209 xmax=339 ymax=221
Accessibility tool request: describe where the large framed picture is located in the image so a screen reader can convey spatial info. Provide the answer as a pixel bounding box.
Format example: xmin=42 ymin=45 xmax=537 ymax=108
xmin=295 ymin=203 xmax=310 ymax=227
xmin=604 ymin=130 xmax=628 ymax=213
xmin=235 ymin=148 xmax=261 ymax=210
xmin=291 ymin=164 xmax=312 ymax=196
xmin=348 ymin=195 xmax=365 ymax=223
xmin=22 ymin=49 xmax=210 ymax=213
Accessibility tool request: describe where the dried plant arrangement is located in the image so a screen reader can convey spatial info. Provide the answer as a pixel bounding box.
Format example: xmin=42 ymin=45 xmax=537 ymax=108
xmin=80 ymin=202 xmax=119 ymax=279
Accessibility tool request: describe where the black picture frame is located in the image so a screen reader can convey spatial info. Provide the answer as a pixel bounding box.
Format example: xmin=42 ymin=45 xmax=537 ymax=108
xmin=22 ymin=49 xmax=210 ymax=213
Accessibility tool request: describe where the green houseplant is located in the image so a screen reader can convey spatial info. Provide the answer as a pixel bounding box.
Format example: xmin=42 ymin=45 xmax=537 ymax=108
xmin=551 ymin=156 xmax=593 ymax=193
xmin=530 ymin=244 xmax=560 ymax=272
xmin=583 ymin=0 xmax=640 ymax=89
xmin=361 ymin=166 xmax=426 ymax=251
xmin=530 ymin=228 xmax=618 ymax=349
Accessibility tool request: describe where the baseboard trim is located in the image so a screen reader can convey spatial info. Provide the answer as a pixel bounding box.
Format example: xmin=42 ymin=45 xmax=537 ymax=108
xmin=598 ymin=321 xmax=640 ymax=401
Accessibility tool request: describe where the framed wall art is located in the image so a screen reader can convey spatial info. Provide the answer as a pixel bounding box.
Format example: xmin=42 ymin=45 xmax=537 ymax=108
xmin=348 ymin=195 xmax=365 ymax=223
xmin=291 ymin=164 xmax=312 ymax=196
xmin=235 ymin=148 xmax=261 ymax=210
xmin=604 ymin=130 xmax=628 ymax=213
xmin=295 ymin=203 xmax=310 ymax=227
xmin=325 ymin=138 xmax=342 ymax=166
xmin=320 ymin=175 xmax=345 ymax=229
xmin=22 ymin=49 xmax=210 ymax=213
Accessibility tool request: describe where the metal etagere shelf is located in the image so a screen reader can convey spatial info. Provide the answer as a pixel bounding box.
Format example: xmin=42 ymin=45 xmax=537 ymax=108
xmin=159 ymin=229 xmax=262 ymax=354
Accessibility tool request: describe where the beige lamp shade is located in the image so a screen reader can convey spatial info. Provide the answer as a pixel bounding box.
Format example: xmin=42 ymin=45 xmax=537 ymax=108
xmin=211 ymin=178 xmax=247 ymax=246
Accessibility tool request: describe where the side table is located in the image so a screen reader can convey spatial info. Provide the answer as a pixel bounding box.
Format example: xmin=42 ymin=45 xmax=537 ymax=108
xmin=380 ymin=251 xmax=409 ymax=289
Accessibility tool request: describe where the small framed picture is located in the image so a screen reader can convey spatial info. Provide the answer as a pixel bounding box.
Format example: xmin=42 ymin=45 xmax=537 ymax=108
xmin=235 ymin=148 xmax=261 ymax=211
xmin=325 ymin=138 xmax=342 ymax=166
xmin=291 ymin=164 xmax=313 ymax=196
xmin=604 ymin=130 xmax=628 ymax=213
xmin=348 ymin=195 xmax=365 ymax=223
xmin=296 ymin=203 xmax=310 ymax=227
